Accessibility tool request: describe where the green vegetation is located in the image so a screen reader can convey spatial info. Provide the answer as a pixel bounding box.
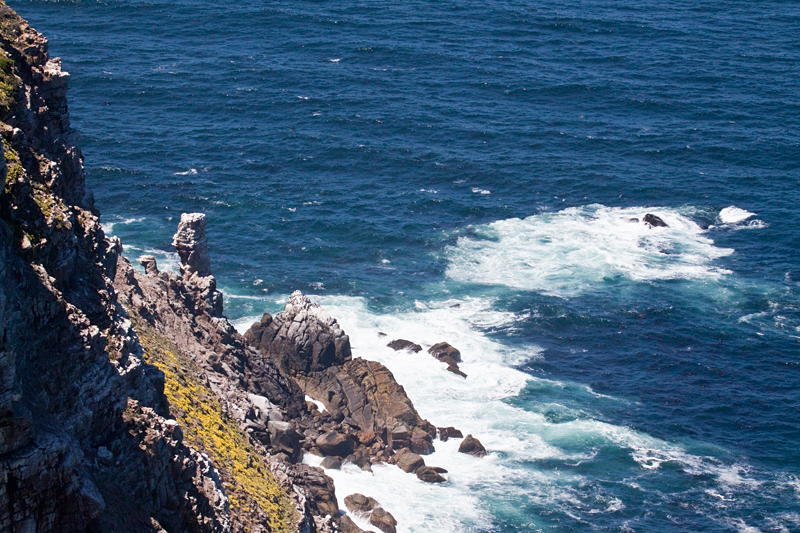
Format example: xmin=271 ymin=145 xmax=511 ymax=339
xmin=0 ymin=53 xmax=18 ymax=112
xmin=3 ymin=137 xmax=22 ymax=193
xmin=130 ymin=313 xmax=298 ymax=533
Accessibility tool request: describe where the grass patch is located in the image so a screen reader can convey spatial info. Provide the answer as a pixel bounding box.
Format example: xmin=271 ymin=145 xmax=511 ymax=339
xmin=130 ymin=312 xmax=298 ymax=533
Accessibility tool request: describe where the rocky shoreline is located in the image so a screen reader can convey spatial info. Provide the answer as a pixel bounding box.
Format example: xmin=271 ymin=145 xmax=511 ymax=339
xmin=0 ymin=3 xmax=486 ymax=532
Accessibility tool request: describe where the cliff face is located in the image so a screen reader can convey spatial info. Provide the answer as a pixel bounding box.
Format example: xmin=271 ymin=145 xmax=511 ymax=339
xmin=0 ymin=4 xmax=232 ymax=532
xmin=0 ymin=5 xmax=471 ymax=533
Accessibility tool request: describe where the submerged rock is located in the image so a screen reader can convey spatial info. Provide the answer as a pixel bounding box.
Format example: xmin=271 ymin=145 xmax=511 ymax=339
xmin=643 ymin=213 xmax=668 ymax=228
xmin=387 ymin=339 xmax=422 ymax=352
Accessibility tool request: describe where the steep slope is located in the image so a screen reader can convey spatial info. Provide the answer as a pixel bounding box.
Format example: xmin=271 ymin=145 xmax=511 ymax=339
xmin=0 ymin=4 xmax=275 ymax=532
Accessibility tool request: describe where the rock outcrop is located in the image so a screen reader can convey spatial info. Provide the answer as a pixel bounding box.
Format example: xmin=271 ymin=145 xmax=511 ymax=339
xmin=246 ymin=293 xmax=438 ymax=462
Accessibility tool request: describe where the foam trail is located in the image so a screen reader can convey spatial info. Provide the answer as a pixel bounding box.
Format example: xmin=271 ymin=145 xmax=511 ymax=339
xmin=445 ymin=204 xmax=733 ymax=297
xmin=719 ymin=206 xmax=755 ymax=224
xmin=295 ymin=294 xmax=769 ymax=532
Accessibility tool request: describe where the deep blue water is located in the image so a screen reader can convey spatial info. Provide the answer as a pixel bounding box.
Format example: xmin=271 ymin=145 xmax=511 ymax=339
xmin=10 ymin=0 xmax=800 ymax=531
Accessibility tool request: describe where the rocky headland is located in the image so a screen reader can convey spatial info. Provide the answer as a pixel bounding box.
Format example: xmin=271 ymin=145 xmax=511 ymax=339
xmin=0 ymin=3 xmax=485 ymax=532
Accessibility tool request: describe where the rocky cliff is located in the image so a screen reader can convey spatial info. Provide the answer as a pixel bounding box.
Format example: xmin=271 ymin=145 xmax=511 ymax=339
xmin=0 ymin=4 xmax=482 ymax=532
xmin=0 ymin=4 xmax=293 ymax=532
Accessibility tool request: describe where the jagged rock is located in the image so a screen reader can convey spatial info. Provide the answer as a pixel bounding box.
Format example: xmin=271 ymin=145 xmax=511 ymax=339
xmin=430 ymin=466 xmax=448 ymax=473
xmin=172 ymin=212 xmax=211 ymax=277
xmin=320 ymin=456 xmax=342 ymax=470
xmin=415 ymin=466 xmax=446 ymax=483
xmin=458 ymin=434 xmax=487 ymax=457
xmin=344 ymin=493 xmax=379 ymax=516
xmin=245 ymin=290 xmax=352 ymax=375
xmin=644 ymin=213 xmax=668 ymax=227
xmin=316 ymin=431 xmax=354 ymax=457
xmin=137 ymin=254 xmax=159 ymax=275
xmin=428 ymin=342 xmax=467 ymax=377
xmin=369 ymin=508 xmax=397 ymax=533
xmin=170 ymin=213 xmax=223 ymax=317
xmin=437 ymin=426 xmax=463 ymax=441
xmin=387 ymin=339 xmax=422 ymax=353
xmin=428 ymin=342 xmax=462 ymax=363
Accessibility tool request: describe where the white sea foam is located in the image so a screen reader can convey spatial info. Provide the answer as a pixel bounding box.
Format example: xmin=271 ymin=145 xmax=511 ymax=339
xmin=287 ymin=294 xmax=772 ymax=532
xmin=174 ymin=168 xmax=198 ymax=176
xmin=122 ymin=245 xmax=182 ymax=274
xmin=445 ymin=204 xmax=734 ymax=297
xmin=719 ymin=206 xmax=755 ymax=224
xmin=101 ymin=216 xmax=144 ymax=234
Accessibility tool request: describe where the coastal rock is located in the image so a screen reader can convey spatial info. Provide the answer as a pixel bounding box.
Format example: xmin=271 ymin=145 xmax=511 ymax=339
xmin=344 ymin=493 xmax=379 ymax=516
xmin=458 ymin=434 xmax=487 ymax=457
xmin=643 ymin=213 xmax=668 ymax=228
xmin=269 ymin=420 xmax=302 ymax=461
xmin=428 ymin=342 xmax=467 ymax=377
xmin=320 ymin=456 xmax=342 ymax=470
xmin=387 ymin=339 xmax=422 ymax=353
xmin=415 ymin=466 xmax=447 ymax=483
xmin=391 ymin=448 xmax=425 ymax=473
xmin=137 ymin=254 xmax=159 ymax=275
xmin=428 ymin=341 xmax=462 ymax=363
xmin=245 ymin=290 xmax=352 ymax=375
xmin=437 ymin=426 xmax=464 ymax=442
xmin=340 ymin=515 xmax=370 ymax=533
xmin=172 ymin=212 xmax=211 ymax=277
xmin=370 ymin=507 xmax=398 ymax=533
xmin=316 ymin=431 xmax=355 ymax=457
xmin=171 ymin=213 xmax=223 ymax=317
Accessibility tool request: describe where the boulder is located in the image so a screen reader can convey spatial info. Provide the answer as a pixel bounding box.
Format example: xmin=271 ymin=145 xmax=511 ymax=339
xmin=409 ymin=427 xmax=435 ymax=455
xmin=316 ymin=431 xmax=354 ymax=457
xmin=415 ymin=466 xmax=446 ymax=483
xmin=643 ymin=213 xmax=668 ymax=228
xmin=344 ymin=493 xmax=379 ymax=516
xmin=392 ymin=448 xmax=425 ymax=473
xmin=437 ymin=426 xmax=463 ymax=442
xmin=458 ymin=434 xmax=487 ymax=458
xmin=369 ymin=508 xmax=397 ymax=533
xmin=320 ymin=456 xmax=342 ymax=470
xmin=428 ymin=342 xmax=461 ymax=363
xmin=268 ymin=420 xmax=302 ymax=461
xmin=387 ymin=339 xmax=422 ymax=353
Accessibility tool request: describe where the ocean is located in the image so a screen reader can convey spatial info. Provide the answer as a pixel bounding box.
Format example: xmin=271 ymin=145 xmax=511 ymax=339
xmin=9 ymin=0 xmax=800 ymax=531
